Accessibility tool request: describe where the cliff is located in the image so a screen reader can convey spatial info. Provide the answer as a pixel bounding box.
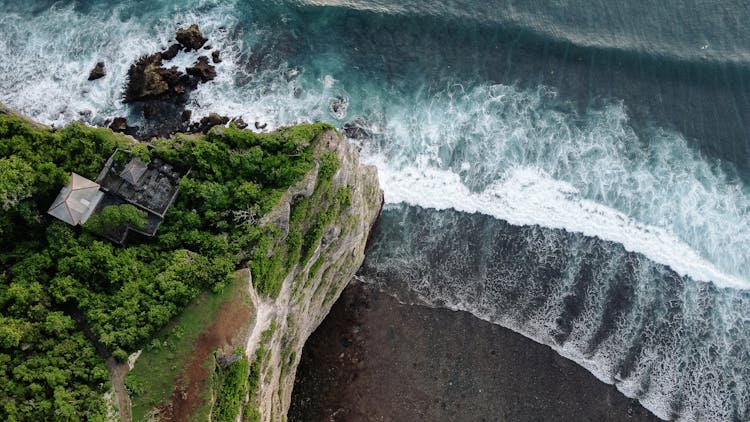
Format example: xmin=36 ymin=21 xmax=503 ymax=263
xmin=0 ymin=102 xmax=381 ymax=421
xmin=121 ymin=128 xmax=382 ymax=421
xmin=241 ymin=129 xmax=382 ymax=420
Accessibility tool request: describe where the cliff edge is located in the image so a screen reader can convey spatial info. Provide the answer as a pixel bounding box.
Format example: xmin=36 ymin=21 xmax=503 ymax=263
xmin=241 ymin=129 xmax=382 ymax=421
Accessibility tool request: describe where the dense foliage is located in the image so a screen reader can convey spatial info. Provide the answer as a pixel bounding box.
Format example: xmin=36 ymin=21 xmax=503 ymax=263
xmin=0 ymin=110 xmax=333 ymax=421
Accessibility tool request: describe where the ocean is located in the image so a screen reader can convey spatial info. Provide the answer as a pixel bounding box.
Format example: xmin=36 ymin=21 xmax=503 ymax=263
xmin=1 ymin=0 xmax=749 ymax=420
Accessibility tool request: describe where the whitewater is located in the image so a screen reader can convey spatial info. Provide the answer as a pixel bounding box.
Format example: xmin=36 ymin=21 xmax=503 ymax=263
xmin=2 ymin=0 xmax=750 ymax=419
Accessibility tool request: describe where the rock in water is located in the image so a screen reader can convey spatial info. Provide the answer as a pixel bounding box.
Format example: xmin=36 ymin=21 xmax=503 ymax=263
xmin=194 ymin=113 xmax=229 ymax=133
xmin=329 ymin=96 xmax=349 ymax=120
xmin=176 ymin=24 xmax=207 ymax=51
xmin=343 ymin=121 xmax=370 ymax=140
xmin=124 ymin=53 xmax=195 ymax=103
xmin=108 ymin=117 xmax=128 ymax=132
xmin=202 ymin=112 xmax=229 ymax=126
xmin=161 ymin=43 xmax=182 ymax=61
xmin=118 ymin=25 xmax=222 ymax=139
xmin=124 ymin=53 xmax=170 ymax=102
xmin=186 ymin=56 xmax=217 ymax=82
xmin=231 ymin=116 xmax=248 ymax=129
xmin=211 ymin=50 xmax=222 ymax=63
xmin=88 ymin=61 xmax=106 ymax=80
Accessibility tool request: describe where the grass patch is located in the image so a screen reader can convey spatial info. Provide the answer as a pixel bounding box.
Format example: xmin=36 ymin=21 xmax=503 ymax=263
xmin=125 ymin=270 xmax=251 ymax=421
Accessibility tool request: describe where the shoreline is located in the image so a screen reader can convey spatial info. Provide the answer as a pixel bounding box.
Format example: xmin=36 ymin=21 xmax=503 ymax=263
xmin=290 ymin=281 xmax=662 ymax=421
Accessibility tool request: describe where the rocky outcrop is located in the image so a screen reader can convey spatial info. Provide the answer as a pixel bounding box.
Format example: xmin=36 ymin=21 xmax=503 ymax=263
xmin=186 ymin=56 xmax=216 ymax=82
xmin=123 ymin=53 xmax=190 ymax=103
xmin=161 ymin=43 xmax=182 ymax=61
xmin=88 ymin=62 xmax=106 ymax=80
xmin=343 ymin=119 xmax=371 ymax=140
xmin=108 ymin=117 xmax=128 ymax=133
xmin=231 ymin=116 xmax=248 ymax=129
xmin=191 ymin=112 xmax=229 ymax=133
xmin=175 ymin=24 xmax=207 ymax=51
xmin=241 ymin=130 xmax=382 ymax=421
xmin=120 ymin=24 xmax=224 ymax=139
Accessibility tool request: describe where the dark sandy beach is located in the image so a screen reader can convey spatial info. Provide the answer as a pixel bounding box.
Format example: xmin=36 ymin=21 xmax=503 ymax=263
xmin=289 ymin=281 xmax=661 ymax=422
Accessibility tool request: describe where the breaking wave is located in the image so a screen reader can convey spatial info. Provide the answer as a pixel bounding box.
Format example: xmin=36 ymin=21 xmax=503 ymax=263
xmin=360 ymin=205 xmax=750 ymax=421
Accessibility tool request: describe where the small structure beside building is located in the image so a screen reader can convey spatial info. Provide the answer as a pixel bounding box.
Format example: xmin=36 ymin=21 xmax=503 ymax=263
xmin=47 ymin=148 xmax=186 ymax=244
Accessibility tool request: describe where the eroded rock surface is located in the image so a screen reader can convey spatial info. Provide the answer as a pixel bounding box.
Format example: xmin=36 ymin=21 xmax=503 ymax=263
xmin=186 ymin=56 xmax=217 ymax=82
xmin=175 ymin=24 xmax=207 ymax=51
xmin=243 ymin=130 xmax=383 ymax=421
xmin=88 ymin=61 xmax=106 ymax=80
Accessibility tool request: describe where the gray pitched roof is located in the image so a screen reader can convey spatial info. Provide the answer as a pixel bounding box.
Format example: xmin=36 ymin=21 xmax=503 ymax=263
xmin=119 ymin=157 xmax=147 ymax=185
xmin=47 ymin=173 xmax=104 ymax=225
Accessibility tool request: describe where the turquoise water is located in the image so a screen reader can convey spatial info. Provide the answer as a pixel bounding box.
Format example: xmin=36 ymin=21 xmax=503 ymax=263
xmin=2 ymin=0 xmax=750 ymax=419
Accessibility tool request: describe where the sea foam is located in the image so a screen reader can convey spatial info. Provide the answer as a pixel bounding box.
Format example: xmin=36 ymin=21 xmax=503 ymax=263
xmin=367 ymin=158 xmax=747 ymax=289
xmin=0 ymin=1 xmax=238 ymax=127
xmin=355 ymin=83 xmax=750 ymax=289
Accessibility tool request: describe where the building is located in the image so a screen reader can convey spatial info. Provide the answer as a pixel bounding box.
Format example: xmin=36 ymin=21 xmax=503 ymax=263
xmin=47 ymin=149 xmax=185 ymax=244
xmin=47 ymin=173 xmax=104 ymax=226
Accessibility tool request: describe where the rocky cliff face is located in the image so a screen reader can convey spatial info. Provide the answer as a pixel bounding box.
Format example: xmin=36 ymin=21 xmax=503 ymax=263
xmin=241 ymin=130 xmax=382 ymax=421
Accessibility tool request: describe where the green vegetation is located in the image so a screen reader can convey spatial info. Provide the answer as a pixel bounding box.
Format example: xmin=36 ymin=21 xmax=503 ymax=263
xmin=212 ymin=356 xmax=250 ymax=422
xmin=130 ymin=143 xmax=151 ymax=163
xmin=84 ymin=204 xmax=148 ymax=235
xmin=247 ymin=150 xmax=344 ymax=298
xmin=0 ymin=108 xmax=335 ymax=421
xmin=242 ymin=355 xmax=263 ymax=422
xmin=308 ymin=255 xmax=325 ymax=280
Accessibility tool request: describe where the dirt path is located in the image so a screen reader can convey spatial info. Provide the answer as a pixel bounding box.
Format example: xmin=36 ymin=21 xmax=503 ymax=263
xmin=107 ymin=357 xmax=133 ymax=422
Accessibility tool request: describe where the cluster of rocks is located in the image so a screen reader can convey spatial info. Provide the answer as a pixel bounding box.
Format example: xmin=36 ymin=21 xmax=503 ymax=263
xmin=85 ymin=24 xmax=280 ymax=140
xmin=175 ymin=24 xmax=207 ymax=51
xmin=188 ymin=112 xmax=248 ymax=133
xmin=93 ymin=24 xmax=237 ymax=139
xmin=123 ymin=24 xmax=220 ymax=138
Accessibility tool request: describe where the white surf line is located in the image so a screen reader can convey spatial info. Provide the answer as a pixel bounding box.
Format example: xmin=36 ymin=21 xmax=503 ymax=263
xmin=367 ymin=158 xmax=747 ymax=290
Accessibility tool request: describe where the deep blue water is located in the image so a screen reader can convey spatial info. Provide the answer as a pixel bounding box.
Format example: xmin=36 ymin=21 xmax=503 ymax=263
xmin=1 ymin=0 xmax=749 ymax=419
